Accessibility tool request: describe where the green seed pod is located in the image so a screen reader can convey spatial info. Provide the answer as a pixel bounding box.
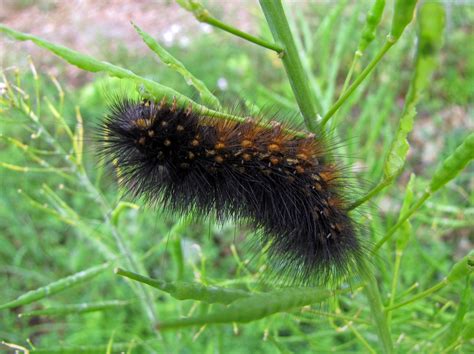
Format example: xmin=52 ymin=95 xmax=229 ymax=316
xmin=358 ymin=0 xmax=386 ymax=52
xmin=429 ymin=133 xmax=474 ymax=193
xmin=390 ymin=0 xmax=418 ymax=40
xmin=418 ymin=2 xmax=445 ymax=56
xmin=447 ymin=251 xmax=473 ymax=284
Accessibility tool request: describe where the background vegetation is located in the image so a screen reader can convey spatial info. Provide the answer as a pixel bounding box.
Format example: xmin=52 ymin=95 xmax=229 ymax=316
xmin=0 ymin=1 xmax=472 ymax=353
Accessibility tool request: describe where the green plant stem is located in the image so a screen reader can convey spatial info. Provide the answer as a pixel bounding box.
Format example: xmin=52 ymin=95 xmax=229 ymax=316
xmin=349 ymin=177 xmax=394 ymax=210
xmin=340 ymin=51 xmax=362 ymax=98
xmin=374 ymin=191 xmax=431 ymax=252
xmin=361 ymin=264 xmax=394 ymax=353
xmin=385 ymin=279 xmax=447 ymax=311
xmin=202 ymin=15 xmax=283 ymax=53
xmin=259 ymin=0 xmax=319 ymax=133
xmin=387 ymin=250 xmax=403 ymax=326
xmin=321 ymin=38 xmax=395 ymax=127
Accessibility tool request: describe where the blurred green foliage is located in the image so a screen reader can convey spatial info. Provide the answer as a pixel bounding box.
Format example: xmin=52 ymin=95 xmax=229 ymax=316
xmin=0 ymin=1 xmax=472 ymax=353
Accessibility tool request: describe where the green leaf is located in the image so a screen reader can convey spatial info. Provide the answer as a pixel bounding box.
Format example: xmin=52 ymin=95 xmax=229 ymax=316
xmin=115 ymin=268 xmax=249 ymax=304
xmin=158 ymin=287 xmax=334 ymax=329
xmin=0 ymin=262 xmax=110 ymax=310
xmin=132 ymin=22 xmax=221 ymax=110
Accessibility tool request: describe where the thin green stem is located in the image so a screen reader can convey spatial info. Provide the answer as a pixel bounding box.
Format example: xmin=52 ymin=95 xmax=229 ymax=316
xmin=385 ymin=279 xmax=447 ymax=312
xmin=387 ymin=250 xmax=403 ymax=326
xmin=348 ymin=322 xmax=377 ymax=354
xmin=349 ymin=177 xmax=394 ymax=210
xmin=259 ymin=0 xmax=319 ymax=133
xmin=340 ymin=51 xmax=362 ymax=97
xmin=179 ymin=1 xmax=283 ymax=53
xmin=321 ymin=38 xmax=395 ymax=127
xmin=203 ymin=16 xmax=283 ymax=53
xmin=361 ymin=263 xmax=394 ymax=354
xmin=374 ymin=191 xmax=431 ymax=252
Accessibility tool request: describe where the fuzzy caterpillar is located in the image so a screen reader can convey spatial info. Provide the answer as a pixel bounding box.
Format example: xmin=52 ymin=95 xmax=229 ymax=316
xmin=99 ymin=96 xmax=364 ymax=285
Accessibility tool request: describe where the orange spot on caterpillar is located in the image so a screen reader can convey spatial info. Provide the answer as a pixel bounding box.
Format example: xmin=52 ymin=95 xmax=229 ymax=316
xmin=135 ymin=118 xmax=148 ymax=129
xmin=215 ymin=141 xmax=226 ymax=150
xmin=191 ymin=139 xmax=200 ymax=147
xmin=215 ymin=155 xmax=224 ymax=163
xmin=163 ymin=139 xmax=171 ymax=146
xmin=242 ymin=153 xmax=252 ymax=161
xmin=241 ymin=139 xmax=253 ymax=148
xmin=268 ymin=143 xmax=280 ymax=152
xmin=295 ymin=165 xmax=305 ymax=174
xmin=319 ymin=171 xmax=333 ymax=182
xmin=296 ymin=153 xmax=308 ymax=161
xmin=138 ymin=137 xmax=146 ymax=145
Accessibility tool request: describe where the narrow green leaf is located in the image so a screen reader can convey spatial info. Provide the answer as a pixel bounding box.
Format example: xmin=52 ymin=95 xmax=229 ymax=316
xmin=18 ymin=300 xmax=129 ymax=317
xmin=158 ymin=287 xmax=334 ymax=329
xmin=132 ymin=22 xmax=221 ymax=109
xmin=390 ymin=0 xmax=418 ymax=40
xmin=115 ymin=268 xmax=249 ymax=304
xmin=384 ymin=2 xmax=445 ymax=178
xmin=0 ymin=262 xmax=110 ymax=310
xmin=429 ymin=133 xmax=474 ymax=193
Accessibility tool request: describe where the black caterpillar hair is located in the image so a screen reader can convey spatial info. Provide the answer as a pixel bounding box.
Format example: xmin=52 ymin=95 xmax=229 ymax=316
xmin=98 ymin=96 xmax=365 ymax=285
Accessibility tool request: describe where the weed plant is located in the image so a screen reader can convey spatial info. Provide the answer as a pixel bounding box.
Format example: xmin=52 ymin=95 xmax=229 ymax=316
xmin=0 ymin=1 xmax=472 ymax=353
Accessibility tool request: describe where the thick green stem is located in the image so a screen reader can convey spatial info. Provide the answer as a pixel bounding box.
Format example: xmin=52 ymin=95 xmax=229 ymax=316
xmin=321 ymin=38 xmax=395 ymax=127
xmin=259 ymin=0 xmax=319 ymax=133
xmin=361 ymin=262 xmax=394 ymax=353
